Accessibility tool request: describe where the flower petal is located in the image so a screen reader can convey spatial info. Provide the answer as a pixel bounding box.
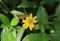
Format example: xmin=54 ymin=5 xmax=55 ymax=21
xmin=26 ymin=17 xmax=29 ymax=20
xmin=23 ymin=24 xmax=28 ymax=29
xmin=22 ymin=20 xmax=26 ymax=23
xmin=33 ymin=20 xmax=37 ymax=23
xmin=29 ymin=24 xmax=35 ymax=30
xmin=33 ymin=16 xmax=37 ymax=19
xmin=29 ymin=27 xmax=32 ymax=30
xmin=29 ymin=13 xmax=32 ymax=18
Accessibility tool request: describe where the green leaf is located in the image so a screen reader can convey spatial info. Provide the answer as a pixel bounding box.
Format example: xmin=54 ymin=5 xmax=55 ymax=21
xmin=50 ymin=31 xmax=60 ymax=41
xmin=54 ymin=4 xmax=60 ymax=33
xmin=42 ymin=0 xmax=60 ymax=3
xmin=10 ymin=18 xmax=19 ymax=26
xmin=50 ymin=21 xmax=60 ymax=41
xmin=1 ymin=28 xmax=16 ymax=41
xmin=12 ymin=28 xmax=16 ymax=38
xmin=37 ymin=6 xmax=48 ymax=24
xmin=54 ymin=21 xmax=60 ymax=33
xmin=0 ymin=0 xmax=1 ymax=2
xmin=17 ymin=27 xmax=25 ymax=41
xmin=55 ymin=4 xmax=60 ymax=33
xmin=17 ymin=2 xmax=37 ymax=8
xmin=23 ymin=33 xmax=49 ymax=41
xmin=55 ymin=4 xmax=60 ymax=20
xmin=0 ymin=14 xmax=10 ymax=26
xmin=50 ymin=15 xmax=60 ymax=41
xmin=11 ymin=10 xmax=24 ymax=15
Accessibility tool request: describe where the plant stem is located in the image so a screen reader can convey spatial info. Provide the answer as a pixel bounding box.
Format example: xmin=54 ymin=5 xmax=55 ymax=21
xmin=41 ymin=24 xmax=44 ymax=33
xmin=17 ymin=27 xmax=25 ymax=41
xmin=0 ymin=1 xmax=10 ymax=12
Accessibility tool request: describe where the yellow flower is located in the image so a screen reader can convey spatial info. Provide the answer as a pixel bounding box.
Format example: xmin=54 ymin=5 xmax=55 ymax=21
xmin=22 ymin=13 xmax=37 ymax=30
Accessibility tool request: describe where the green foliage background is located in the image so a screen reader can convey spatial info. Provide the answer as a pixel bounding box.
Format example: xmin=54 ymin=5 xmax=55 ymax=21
xmin=0 ymin=0 xmax=60 ymax=41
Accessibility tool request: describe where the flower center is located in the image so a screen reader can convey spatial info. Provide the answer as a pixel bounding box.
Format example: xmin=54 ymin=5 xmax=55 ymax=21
xmin=28 ymin=19 xmax=33 ymax=24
